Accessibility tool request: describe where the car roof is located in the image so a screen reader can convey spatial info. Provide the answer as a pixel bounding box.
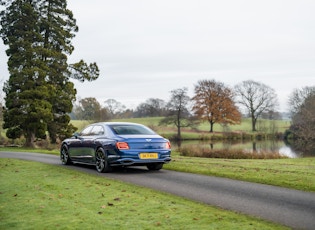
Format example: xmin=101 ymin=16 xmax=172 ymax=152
xmin=92 ymin=122 xmax=145 ymax=126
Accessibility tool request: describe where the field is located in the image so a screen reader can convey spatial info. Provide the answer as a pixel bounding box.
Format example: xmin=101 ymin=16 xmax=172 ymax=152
xmin=0 ymin=158 xmax=289 ymax=230
xmin=165 ymin=152 xmax=315 ymax=192
xmin=71 ymin=117 xmax=291 ymax=141
xmin=0 ymin=117 xmax=290 ymax=146
xmin=1 ymin=117 xmax=312 ymax=229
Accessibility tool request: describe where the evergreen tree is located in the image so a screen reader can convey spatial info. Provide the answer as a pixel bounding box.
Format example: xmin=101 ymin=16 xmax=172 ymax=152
xmin=0 ymin=0 xmax=99 ymax=146
xmin=39 ymin=0 xmax=79 ymax=144
xmin=1 ymin=0 xmax=52 ymax=145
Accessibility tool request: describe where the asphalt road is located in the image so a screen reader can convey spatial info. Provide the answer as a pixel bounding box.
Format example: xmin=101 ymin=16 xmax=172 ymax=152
xmin=1 ymin=151 xmax=315 ymax=229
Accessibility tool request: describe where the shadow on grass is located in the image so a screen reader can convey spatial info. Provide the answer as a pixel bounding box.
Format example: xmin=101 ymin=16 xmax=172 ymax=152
xmin=65 ymin=163 xmax=165 ymax=175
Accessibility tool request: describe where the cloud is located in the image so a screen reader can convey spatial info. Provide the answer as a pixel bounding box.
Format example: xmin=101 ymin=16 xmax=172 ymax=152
xmin=1 ymin=0 xmax=315 ymax=112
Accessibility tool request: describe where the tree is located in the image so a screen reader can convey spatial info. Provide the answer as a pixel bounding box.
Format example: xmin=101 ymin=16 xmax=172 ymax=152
xmin=145 ymin=98 xmax=166 ymax=116
xmin=288 ymin=86 xmax=315 ymax=117
xmin=104 ymin=99 xmax=126 ymax=118
xmin=159 ymin=88 xmax=194 ymax=140
xmin=76 ymin=97 xmax=102 ymax=121
xmin=135 ymin=98 xmax=166 ymax=117
xmin=1 ymin=0 xmax=53 ymax=145
xmin=234 ymin=80 xmax=278 ymax=132
xmin=288 ymin=87 xmax=315 ymax=154
xmin=192 ymin=79 xmax=241 ymax=132
xmin=0 ymin=0 xmax=99 ymax=146
xmin=72 ymin=97 xmax=109 ymax=121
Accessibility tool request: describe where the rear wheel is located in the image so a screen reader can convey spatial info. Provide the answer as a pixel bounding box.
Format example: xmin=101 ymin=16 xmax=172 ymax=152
xmin=95 ymin=148 xmax=111 ymax=173
xmin=147 ymin=163 xmax=163 ymax=171
xmin=60 ymin=145 xmax=72 ymax=165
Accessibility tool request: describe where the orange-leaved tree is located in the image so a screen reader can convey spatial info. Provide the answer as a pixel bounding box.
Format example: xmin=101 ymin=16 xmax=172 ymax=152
xmin=192 ymin=79 xmax=241 ymax=132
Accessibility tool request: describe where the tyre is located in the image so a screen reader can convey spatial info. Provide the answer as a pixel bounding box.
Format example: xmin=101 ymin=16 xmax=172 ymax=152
xmin=60 ymin=145 xmax=72 ymax=165
xmin=147 ymin=163 xmax=163 ymax=171
xmin=95 ymin=148 xmax=111 ymax=173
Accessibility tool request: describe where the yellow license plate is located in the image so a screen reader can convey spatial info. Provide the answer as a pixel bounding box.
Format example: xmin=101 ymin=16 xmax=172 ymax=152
xmin=139 ymin=153 xmax=158 ymax=159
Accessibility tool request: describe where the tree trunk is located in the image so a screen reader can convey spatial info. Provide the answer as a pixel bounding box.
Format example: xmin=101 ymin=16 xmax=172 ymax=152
xmin=177 ymin=125 xmax=181 ymax=140
xmin=252 ymin=142 xmax=257 ymax=152
xmin=25 ymin=132 xmax=36 ymax=148
xmin=176 ymin=114 xmax=181 ymax=140
xmin=209 ymin=122 xmax=214 ymax=132
xmin=251 ymin=114 xmax=256 ymax=131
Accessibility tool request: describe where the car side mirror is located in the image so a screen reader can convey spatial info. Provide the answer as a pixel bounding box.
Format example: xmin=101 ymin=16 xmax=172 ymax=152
xmin=73 ymin=132 xmax=80 ymax=139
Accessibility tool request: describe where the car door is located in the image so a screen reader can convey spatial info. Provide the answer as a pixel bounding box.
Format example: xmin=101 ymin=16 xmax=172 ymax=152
xmin=80 ymin=125 xmax=105 ymax=163
xmin=68 ymin=125 xmax=94 ymax=163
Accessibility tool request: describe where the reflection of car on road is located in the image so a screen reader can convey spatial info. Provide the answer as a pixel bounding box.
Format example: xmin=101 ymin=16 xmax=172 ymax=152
xmin=60 ymin=122 xmax=171 ymax=172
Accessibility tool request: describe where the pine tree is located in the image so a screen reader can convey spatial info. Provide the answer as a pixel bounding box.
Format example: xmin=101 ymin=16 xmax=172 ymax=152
xmin=0 ymin=0 xmax=99 ymax=146
xmin=1 ymin=0 xmax=52 ymax=146
xmin=39 ymin=0 xmax=79 ymax=143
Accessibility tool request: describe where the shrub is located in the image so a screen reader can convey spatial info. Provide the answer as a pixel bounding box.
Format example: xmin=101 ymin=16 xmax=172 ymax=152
xmin=179 ymin=145 xmax=286 ymax=159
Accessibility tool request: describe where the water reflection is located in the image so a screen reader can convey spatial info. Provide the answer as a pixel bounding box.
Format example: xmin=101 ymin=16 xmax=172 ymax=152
xmin=173 ymin=140 xmax=300 ymax=158
xmin=279 ymin=146 xmax=299 ymax=158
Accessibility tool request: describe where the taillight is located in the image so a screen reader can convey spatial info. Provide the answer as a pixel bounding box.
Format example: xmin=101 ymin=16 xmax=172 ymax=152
xmin=116 ymin=142 xmax=130 ymax=150
xmin=165 ymin=141 xmax=171 ymax=149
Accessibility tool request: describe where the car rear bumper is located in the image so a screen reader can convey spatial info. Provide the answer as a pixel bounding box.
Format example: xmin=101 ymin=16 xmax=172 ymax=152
xmin=109 ymin=156 xmax=171 ymax=166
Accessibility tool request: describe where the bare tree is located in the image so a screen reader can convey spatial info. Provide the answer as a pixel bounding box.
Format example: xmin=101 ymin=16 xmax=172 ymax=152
xmin=288 ymin=86 xmax=315 ymax=117
xmin=289 ymin=89 xmax=315 ymax=153
xmin=234 ymin=80 xmax=278 ymax=131
xmin=134 ymin=98 xmax=166 ymax=117
xmin=104 ymin=99 xmax=126 ymax=118
xmin=159 ymin=88 xmax=193 ymax=140
xmin=192 ymin=79 xmax=241 ymax=132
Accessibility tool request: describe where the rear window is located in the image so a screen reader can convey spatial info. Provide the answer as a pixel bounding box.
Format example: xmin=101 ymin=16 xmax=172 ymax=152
xmin=109 ymin=124 xmax=156 ymax=135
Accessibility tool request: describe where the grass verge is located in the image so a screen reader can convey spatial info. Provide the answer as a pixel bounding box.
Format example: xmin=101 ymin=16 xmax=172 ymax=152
xmin=1 ymin=148 xmax=315 ymax=192
xmin=0 ymin=158 xmax=288 ymax=230
xmin=164 ymin=151 xmax=315 ymax=192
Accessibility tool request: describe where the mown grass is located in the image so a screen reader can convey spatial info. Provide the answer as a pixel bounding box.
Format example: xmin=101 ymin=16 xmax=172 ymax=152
xmin=1 ymin=147 xmax=314 ymax=192
xmin=0 ymin=117 xmax=289 ymax=147
xmin=108 ymin=117 xmax=290 ymax=141
xmin=0 ymin=118 xmax=311 ymax=228
xmin=164 ymin=151 xmax=315 ymax=192
xmin=109 ymin=117 xmax=290 ymax=133
xmin=0 ymin=158 xmax=288 ymax=230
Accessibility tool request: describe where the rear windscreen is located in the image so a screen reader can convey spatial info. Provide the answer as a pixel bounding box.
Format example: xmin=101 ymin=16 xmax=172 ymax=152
xmin=109 ymin=124 xmax=156 ymax=135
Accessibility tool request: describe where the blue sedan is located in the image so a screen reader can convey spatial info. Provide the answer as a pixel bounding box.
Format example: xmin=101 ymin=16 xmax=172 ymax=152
xmin=60 ymin=122 xmax=171 ymax=172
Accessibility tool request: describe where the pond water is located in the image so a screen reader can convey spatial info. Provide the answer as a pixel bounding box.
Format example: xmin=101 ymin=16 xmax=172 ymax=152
xmin=172 ymin=140 xmax=302 ymax=158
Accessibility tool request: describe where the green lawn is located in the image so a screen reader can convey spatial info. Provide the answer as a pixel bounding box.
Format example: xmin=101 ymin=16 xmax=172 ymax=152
xmin=1 ymin=147 xmax=314 ymax=192
xmin=0 ymin=158 xmax=288 ymax=230
xmin=165 ymin=151 xmax=315 ymax=192
xmin=108 ymin=117 xmax=290 ymax=133
xmin=0 ymin=118 xmax=309 ymax=229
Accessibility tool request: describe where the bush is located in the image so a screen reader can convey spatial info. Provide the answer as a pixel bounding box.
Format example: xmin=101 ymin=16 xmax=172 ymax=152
xmin=179 ymin=145 xmax=286 ymax=159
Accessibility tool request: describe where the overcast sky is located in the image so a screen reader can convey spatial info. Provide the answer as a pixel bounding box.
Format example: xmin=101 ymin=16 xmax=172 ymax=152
xmin=1 ymin=0 xmax=315 ymax=112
